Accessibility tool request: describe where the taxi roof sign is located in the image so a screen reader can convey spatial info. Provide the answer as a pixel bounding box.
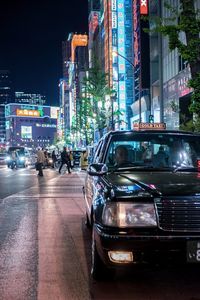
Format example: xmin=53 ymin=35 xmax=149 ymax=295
xmin=133 ymin=122 xmax=166 ymax=130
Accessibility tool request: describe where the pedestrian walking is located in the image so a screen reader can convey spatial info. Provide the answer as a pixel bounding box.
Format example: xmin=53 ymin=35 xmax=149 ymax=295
xmin=11 ymin=150 xmax=18 ymax=169
xmin=69 ymin=151 xmax=74 ymax=168
xmin=59 ymin=146 xmax=71 ymax=174
xmin=36 ymin=148 xmax=46 ymax=176
xmin=51 ymin=150 xmax=57 ymax=168
xmin=80 ymin=150 xmax=88 ymax=170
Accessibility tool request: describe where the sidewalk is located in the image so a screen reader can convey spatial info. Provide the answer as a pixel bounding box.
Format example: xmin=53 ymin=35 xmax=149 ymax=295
xmin=37 ymin=169 xmax=90 ymax=300
xmin=3 ymin=168 xmax=91 ymax=300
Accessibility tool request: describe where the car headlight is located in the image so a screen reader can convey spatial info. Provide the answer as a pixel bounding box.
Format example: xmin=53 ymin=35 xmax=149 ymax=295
xmin=6 ymin=156 xmax=11 ymax=161
xmin=102 ymin=202 xmax=157 ymax=228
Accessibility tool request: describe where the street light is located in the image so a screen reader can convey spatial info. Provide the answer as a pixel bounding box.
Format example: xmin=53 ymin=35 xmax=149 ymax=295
xmin=113 ymin=50 xmax=142 ymax=123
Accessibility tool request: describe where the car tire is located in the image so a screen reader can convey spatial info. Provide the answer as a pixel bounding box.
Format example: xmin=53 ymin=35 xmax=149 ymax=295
xmin=91 ymin=227 xmax=106 ymax=280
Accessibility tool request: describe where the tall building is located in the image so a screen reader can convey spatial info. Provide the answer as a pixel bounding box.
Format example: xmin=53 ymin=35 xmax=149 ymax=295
xmin=15 ymin=92 xmax=46 ymax=105
xmin=162 ymin=0 xmax=196 ymax=129
xmin=131 ymin=0 xmax=150 ymax=125
xmin=0 ymin=70 xmax=13 ymax=143
xmin=149 ymin=0 xmax=163 ymax=123
xmin=93 ymin=0 xmax=135 ymax=130
xmin=62 ymin=37 xmax=72 ymax=79
xmin=58 ymin=34 xmax=73 ymax=141
xmin=68 ymin=35 xmax=88 ymax=132
xmin=88 ymin=2 xmax=100 ymax=67
xmin=149 ymin=0 xmax=199 ymax=129
xmin=60 ymin=33 xmax=88 ymax=143
xmin=0 ymin=105 xmax=6 ymax=143
xmin=5 ymin=103 xmax=59 ymax=148
xmin=0 ymin=70 xmax=13 ymax=105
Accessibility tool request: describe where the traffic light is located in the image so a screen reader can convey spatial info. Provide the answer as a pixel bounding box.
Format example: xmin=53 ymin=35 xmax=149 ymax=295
xmin=149 ymin=114 xmax=154 ymax=123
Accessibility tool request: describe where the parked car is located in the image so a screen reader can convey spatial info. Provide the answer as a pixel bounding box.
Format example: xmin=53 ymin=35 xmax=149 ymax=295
xmin=83 ymin=129 xmax=200 ymax=279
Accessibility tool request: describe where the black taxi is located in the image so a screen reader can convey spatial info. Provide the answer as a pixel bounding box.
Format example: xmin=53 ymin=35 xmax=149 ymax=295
xmin=83 ymin=127 xmax=200 ymax=279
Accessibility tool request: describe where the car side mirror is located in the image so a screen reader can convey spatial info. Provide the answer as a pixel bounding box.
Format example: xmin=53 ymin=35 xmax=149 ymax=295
xmin=88 ymin=163 xmax=108 ymax=176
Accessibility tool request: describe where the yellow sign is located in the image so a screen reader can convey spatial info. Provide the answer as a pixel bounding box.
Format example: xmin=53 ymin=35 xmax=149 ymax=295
xmin=16 ymin=109 xmax=40 ymax=117
xmin=133 ymin=122 xmax=166 ymax=130
xmin=71 ymin=34 xmax=88 ymax=62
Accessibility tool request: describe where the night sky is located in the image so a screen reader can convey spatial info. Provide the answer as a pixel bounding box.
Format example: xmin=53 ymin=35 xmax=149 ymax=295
xmin=0 ymin=0 xmax=88 ymax=106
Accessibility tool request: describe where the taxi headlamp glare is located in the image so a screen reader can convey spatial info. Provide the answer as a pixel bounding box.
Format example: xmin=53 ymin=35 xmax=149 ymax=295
xmin=102 ymin=202 xmax=157 ymax=227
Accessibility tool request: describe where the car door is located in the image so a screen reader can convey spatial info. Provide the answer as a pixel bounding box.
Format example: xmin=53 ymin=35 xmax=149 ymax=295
xmin=84 ymin=140 xmax=104 ymax=218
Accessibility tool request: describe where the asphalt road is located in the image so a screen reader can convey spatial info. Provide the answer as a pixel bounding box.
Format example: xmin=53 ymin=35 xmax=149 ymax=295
xmin=0 ymin=166 xmax=200 ymax=300
xmin=0 ymin=165 xmax=57 ymax=199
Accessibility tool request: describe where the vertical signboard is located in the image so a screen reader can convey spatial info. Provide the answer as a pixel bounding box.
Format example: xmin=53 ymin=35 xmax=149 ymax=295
xmin=133 ymin=0 xmax=141 ymax=102
xmin=112 ymin=0 xmax=118 ymax=95
xmin=117 ymin=0 xmax=126 ymax=127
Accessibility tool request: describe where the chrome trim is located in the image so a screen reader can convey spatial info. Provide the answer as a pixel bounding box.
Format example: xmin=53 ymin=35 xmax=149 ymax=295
xmin=155 ymin=198 xmax=200 ymax=232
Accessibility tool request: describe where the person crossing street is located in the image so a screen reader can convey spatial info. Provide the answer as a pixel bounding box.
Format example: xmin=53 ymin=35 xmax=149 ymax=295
xmin=36 ymin=148 xmax=46 ymax=176
xmin=59 ymin=146 xmax=71 ymax=174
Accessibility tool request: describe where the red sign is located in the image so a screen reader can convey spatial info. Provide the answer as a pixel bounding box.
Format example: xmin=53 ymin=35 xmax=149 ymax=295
xmin=140 ymin=0 xmax=148 ymax=15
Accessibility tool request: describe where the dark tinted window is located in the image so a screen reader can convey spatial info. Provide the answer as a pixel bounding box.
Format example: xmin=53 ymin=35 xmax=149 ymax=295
xmin=104 ymin=132 xmax=200 ymax=169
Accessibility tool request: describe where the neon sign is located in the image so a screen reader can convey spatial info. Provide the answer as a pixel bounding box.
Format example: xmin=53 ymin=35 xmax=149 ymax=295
xmin=140 ymin=0 xmax=148 ymax=15
xmin=133 ymin=0 xmax=139 ymax=67
xmin=16 ymin=109 xmax=40 ymax=117
xmin=71 ymin=34 xmax=88 ymax=62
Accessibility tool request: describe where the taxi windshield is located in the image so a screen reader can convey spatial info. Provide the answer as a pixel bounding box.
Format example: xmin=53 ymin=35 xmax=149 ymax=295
xmin=105 ymin=133 xmax=200 ymax=171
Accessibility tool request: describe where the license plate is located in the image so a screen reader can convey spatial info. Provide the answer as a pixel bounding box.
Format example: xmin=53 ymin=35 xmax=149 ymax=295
xmin=187 ymin=241 xmax=200 ymax=262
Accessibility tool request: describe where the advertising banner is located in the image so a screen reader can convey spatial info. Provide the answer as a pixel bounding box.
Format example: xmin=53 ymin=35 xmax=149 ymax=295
xmin=140 ymin=0 xmax=148 ymax=15
xmin=21 ymin=126 xmax=32 ymax=139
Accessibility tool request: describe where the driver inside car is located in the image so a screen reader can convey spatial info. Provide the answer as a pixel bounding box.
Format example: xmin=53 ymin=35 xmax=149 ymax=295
xmin=114 ymin=145 xmax=129 ymax=166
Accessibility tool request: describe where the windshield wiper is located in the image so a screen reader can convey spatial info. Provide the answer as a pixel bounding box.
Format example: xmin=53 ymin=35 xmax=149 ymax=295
xmin=173 ymin=166 xmax=197 ymax=173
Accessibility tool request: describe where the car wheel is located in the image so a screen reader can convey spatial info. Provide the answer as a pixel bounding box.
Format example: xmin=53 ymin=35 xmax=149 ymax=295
xmin=91 ymin=227 xmax=108 ymax=280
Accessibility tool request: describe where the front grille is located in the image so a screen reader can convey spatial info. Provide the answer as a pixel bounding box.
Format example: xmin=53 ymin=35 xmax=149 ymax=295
xmin=155 ymin=198 xmax=200 ymax=232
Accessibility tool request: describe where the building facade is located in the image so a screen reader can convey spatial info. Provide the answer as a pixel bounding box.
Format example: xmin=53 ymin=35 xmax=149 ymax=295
xmin=149 ymin=0 xmax=200 ymax=129
xmin=0 ymin=70 xmax=13 ymax=143
xmin=60 ymin=33 xmax=88 ymax=145
xmin=15 ymin=92 xmax=46 ymax=106
xmin=5 ymin=103 xmax=59 ymax=148
xmin=94 ymin=0 xmax=150 ymax=129
xmin=100 ymin=0 xmax=135 ymax=129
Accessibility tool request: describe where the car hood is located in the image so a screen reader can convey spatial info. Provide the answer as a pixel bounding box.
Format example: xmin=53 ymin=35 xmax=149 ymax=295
xmin=105 ymin=171 xmax=200 ymax=197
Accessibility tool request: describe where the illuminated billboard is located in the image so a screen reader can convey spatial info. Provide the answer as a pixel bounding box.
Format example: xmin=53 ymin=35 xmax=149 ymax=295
xmin=50 ymin=107 xmax=59 ymax=119
xmin=117 ymin=0 xmax=126 ymax=126
xmin=71 ymin=34 xmax=88 ymax=62
xmin=140 ymin=0 xmax=148 ymax=15
xmin=21 ymin=126 xmax=32 ymax=139
xmin=16 ymin=109 xmax=40 ymax=117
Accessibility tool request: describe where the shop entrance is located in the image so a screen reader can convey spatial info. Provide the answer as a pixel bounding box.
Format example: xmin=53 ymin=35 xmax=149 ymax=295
xmin=179 ymin=94 xmax=192 ymax=127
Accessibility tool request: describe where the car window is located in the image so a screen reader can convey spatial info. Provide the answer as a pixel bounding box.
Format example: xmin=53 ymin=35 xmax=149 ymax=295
xmin=104 ymin=133 xmax=200 ymax=170
xmin=93 ymin=140 xmax=103 ymax=163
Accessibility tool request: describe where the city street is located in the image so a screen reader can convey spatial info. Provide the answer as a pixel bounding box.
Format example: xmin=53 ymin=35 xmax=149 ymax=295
xmin=0 ymin=166 xmax=200 ymax=300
